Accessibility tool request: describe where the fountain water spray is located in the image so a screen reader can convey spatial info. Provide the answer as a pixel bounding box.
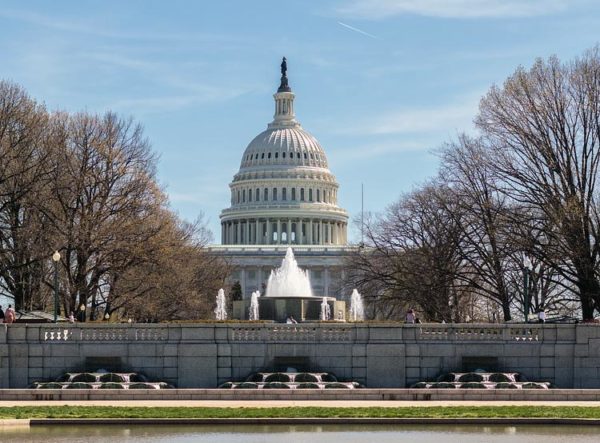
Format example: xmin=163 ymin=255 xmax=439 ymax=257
xmin=249 ymin=291 xmax=260 ymax=320
xmin=214 ymin=288 xmax=227 ymax=320
xmin=349 ymin=289 xmax=364 ymax=321
xmin=266 ymin=247 xmax=314 ymax=298
xmin=320 ymin=297 xmax=331 ymax=321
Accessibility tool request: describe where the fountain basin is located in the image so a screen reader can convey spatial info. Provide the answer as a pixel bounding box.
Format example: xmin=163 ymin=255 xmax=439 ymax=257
xmin=234 ymin=296 xmax=345 ymax=322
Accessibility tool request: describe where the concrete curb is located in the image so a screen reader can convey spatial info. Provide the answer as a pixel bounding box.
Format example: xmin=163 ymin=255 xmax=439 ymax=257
xmin=26 ymin=417 xmax=600 ymax=426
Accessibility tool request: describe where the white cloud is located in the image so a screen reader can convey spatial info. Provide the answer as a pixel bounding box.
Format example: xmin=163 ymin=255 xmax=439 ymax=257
xmin=337 ymin=0 xmax=570 ymax=19
xmin=343 ymin=93 xmax=481 ymax=136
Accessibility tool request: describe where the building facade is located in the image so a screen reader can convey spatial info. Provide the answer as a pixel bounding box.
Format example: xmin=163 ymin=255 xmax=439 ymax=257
xmin=211 ymin=59 xmax=352 ymax=299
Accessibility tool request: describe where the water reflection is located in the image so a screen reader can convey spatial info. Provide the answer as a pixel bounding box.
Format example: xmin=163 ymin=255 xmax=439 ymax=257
xmin=1 ymin=424 xmax=600 ymax=442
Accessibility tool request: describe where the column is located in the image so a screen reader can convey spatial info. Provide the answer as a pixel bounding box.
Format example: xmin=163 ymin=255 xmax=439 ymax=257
xmin=245 ymin=220 xmax=250 ymax=245
xmin=298 ymin=219 xmax=303 ymax=245
xmin=319 ymin=220 xmax=323 ymax=245
xmin=267 ymin=219 xmax=272 ymax=245
xmin=255 ymin=219 xmax=260 ymax=244
xmin=328 ymin=222 xmax=332 ymax=245
xmin=287 ymin=219 xmax=291 ymax=244
xmin=308 ymin=219 xmax=313 ymax=244
xmin=235 ymin=222 xmax=240 ymax=245
xmin=277 ymin=219 xmax=281 ymax=244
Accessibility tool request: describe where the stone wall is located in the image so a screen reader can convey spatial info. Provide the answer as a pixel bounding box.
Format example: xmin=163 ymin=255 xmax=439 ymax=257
xmin=1 ymin=323 xmax=599 ymax=389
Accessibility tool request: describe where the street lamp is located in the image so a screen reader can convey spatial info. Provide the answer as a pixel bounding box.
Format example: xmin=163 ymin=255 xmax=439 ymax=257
xmin=52 ymin=251 xmax=61 ymax=323
xmin=523 ymin=256 xmax=538 ymax=323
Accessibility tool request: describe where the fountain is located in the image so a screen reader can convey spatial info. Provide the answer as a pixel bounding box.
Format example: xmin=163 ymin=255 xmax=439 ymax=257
xmin=214 ymin=288 xmax=227 ymax=320
xmin=232 ymin=247 xmax=346 ymax=322
xmin=349 ymin=289 xmax=364 ymax=321
xmin=249 ymin=291 xmax=260 ymax=320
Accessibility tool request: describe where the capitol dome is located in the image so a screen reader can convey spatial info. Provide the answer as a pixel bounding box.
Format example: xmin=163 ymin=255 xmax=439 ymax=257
xmin=220 ymin=58 xmax=348 ymax=246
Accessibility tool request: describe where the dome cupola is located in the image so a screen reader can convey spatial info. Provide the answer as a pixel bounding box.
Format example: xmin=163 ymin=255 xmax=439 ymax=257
xmin=220 ymin=58 xmax=348 ymax=246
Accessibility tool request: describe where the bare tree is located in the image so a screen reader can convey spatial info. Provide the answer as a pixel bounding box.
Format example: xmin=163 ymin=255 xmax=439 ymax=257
xmin=477 ymin=48 xmax=600 ymax=319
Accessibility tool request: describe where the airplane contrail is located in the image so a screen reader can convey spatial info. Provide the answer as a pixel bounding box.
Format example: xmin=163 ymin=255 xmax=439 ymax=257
xmin=337 ymin=21 xmax=378 ymax=39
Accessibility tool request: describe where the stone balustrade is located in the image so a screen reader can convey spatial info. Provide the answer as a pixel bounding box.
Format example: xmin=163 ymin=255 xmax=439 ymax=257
xmin=1 ymin=322 xmax=598 ymax=389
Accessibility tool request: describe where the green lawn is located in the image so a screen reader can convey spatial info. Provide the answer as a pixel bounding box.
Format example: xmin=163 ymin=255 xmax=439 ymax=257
xmin=1 ymin=406 xmax=600 ymax=419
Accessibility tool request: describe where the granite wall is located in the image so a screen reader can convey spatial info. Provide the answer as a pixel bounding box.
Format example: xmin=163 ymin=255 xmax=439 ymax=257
xmin=1 ymin=323 xmax=599 ymax=388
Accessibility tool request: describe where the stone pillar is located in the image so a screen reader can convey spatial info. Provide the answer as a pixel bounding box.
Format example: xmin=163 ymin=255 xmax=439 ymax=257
xmin=267 ymin=219 xmax=272 ymax=245
xmin=276 ymin=219 xmax=281 ymax=244
xmin=287 ymin=220 xmax=291 ymax=244
xmin=245 ymin=220 xmax=250 ymax=245
xmin=308 ymin=220 xmax=313 ymax=244
xmin=319 ymin=220 xmax=323 ymax=245
xmin=298 ymin=219 xmax=303 ymax=245
xmin=236 ymin=222 xmax=241 ymax=245
xmin=255 ymin=219 xmax=260 ymax=244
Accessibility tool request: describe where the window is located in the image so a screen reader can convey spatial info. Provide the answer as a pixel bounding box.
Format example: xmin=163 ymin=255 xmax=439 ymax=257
xmin=304 ymin=153 xmax=307 ymax=159
xmin=273 ymin=188 xmax=278 ymax=201
xmin=268 ymin=152 xmax=271 ymax=159
xmin=282 ymin=188 xmax=287 ymax=201
xmin=282 ymin=152 xmax=286 ymax=158
xmin=237 ymin=191 xmax=240 ymax=203
xmin=317 ymin=189 xmax=320 ymax=201
xmin=297 ymin=152 xmax=300 ymax=158
xmin=261 ymin=153 xmax=265 ymax=159
xmin=275 ymin=152 xmax=279 ymax=159
xmin=242 ymin=189 xmax=246 ymax=203
xmin=264 ymin=188 xmax=268 ymax=201
xmin=248 ymin=189 xmax=252 ymax=202
xmin=256 ymin=188 xmax=260 ymax=202
xmin=291 ymin=188 xmax=296 ymax=200
xmin=300 ymin=188 xmax=305 ymax=201
xmin=309 ymin=189 xmax=313 ymax=202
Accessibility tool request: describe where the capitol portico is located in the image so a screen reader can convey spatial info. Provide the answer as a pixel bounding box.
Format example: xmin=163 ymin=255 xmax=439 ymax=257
xmin=211 ymin=58 xmax=352 ymax=300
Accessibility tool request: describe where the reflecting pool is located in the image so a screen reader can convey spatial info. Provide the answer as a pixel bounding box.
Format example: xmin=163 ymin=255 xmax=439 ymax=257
xmin=1 ymin=424 xmax=600 ymax=442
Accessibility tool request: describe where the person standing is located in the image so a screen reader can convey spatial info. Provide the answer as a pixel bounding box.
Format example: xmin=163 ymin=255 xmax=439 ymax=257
xmin=538 ymin=308 xmax=546 ymax=324
xmin=405 ymin=309 xmax=415 ymax=324
xmin=4 ymin=305 xmax=15 ymax=324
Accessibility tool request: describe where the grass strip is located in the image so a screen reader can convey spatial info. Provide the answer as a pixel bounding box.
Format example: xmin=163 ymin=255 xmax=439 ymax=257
xmin=1 ymin=406 xmax=600 ymax=420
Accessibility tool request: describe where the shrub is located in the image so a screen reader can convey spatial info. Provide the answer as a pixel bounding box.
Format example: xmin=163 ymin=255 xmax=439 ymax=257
xmin=495 ymin=382 xmax=518 ymax=389
xmin=129 ymin=373 xmax=149 ymax=383
xmin=321 ymin=373 xmax=338 ymax=382
xmin=411 ymin=382 xmax=428 ymax=388
xmin=436 ymin=373 xmax=456 ymax=382
xmin=460 ymin=382 xmax=486 ymax=389
xmin=296 ymin=383 xmax=320 ymax=389
xmin=458 ymin=373 xmax=484 ymax=383
xmin=128 ymin=383 xmax=156 ymax=389
xmin=263 ymin=382 xmax=291 ymax=389
xmin=39 ymin=382 xmax=64 ymax=389
xmin=235 ymin=382 xmax=258 ymax=389
xmin=324 ymin=383 xmax=351 ymax=389
xmin=430 ymin=382 xmax=456 ymax=389
xmin=218 ymin=382 xmax=234 ymax=389
xmin=294 ymin=373 xmax=318 ymax=383
xmin=522 ymin=382 xmax=545 ymax=389
xmin=72 ymin=373 xmax=97 ymax=383
xmin=55 ymin=374 xmax=71 ymax=382
xmin=245 ymin=373 xmax=264 ymax=382
xmin=264 ymin=373 xmax=290 ymax=382
xmin=66 ymin=382 xmax=93 ymax=389
xmin=100 ymin=383 xmax=124 ymax=389
xmin=489 ymin=373 xmax=511 ymax=382
xmin=99 ymin=373 xmax=124 ymax=383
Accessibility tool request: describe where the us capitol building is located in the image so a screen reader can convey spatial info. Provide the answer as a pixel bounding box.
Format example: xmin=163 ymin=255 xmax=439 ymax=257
xmin=210 ymin=58 xmax=351 ymax=299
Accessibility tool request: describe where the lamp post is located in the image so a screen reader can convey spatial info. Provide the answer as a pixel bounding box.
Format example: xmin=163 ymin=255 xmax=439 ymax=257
xmin=523 ymin=256 xmax=533 ymax=323
xmin=52 ymin=251 xmax=61 ymax=323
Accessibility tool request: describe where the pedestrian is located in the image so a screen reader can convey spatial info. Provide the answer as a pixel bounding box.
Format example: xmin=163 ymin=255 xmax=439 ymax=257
xmin=538 ymin=308 xmax=546 ymax=324
xmin=4 ymin=305 xmax=16 ymax=324
xmin=69 ymin=312 xmax=75 ymax=323
xmin=0 ymin=305 xmax=4 ymax=323
xmin=405 ymin=309 xmax=415 ymax=324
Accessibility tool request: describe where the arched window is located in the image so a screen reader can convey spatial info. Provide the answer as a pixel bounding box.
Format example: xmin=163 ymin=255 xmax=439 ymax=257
xmin=300 ymin=188 xmax=305 ymax=201
xmin=282 ymin=152 xmax=286 ymax=158
xmin=268 ymin=152 xmax=271 ymax=159
xmin=248 ymin=188 xmax=252 ymax=202
xmin=264 ymin=188 xmax=268 ymax=201
xmin=273 ymin=188 xmax=278 ymax=201
xmin=256 ymin=188 xmax=260 ymax=202
xmin=297 ymin=152 xmax=300 ymax=158
xmin=304 ymin=152 xmax=307 ymax=159
xmin=275 ymin=152 xmax=279 ymax=159
xmin=282 ymin=188 xmax=287 ymax=201
xmin=291 ymin=188 xmax=296 ymax=200
xmin=242 ymin=189 xmax=246 ymax=203
xmin=261 ymin=153 xmax=265 ymax=159
xmin=317 ymin=189 xmax=320 ymax=202
xmin=309 ymin=189 xmax=313 ymax=202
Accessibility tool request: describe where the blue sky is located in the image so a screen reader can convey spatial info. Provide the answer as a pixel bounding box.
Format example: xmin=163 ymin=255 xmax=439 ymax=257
xmin=1 ymin=0 xmax=599 ymax=243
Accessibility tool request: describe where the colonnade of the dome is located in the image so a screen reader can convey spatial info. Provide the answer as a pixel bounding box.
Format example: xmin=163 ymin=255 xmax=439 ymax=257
xmin=221 ymin=217 xmax=347 ymax=246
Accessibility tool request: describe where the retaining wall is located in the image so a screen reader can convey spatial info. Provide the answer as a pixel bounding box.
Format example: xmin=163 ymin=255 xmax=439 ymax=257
xmin=0 ymin=323 xmax=599 ymax=389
